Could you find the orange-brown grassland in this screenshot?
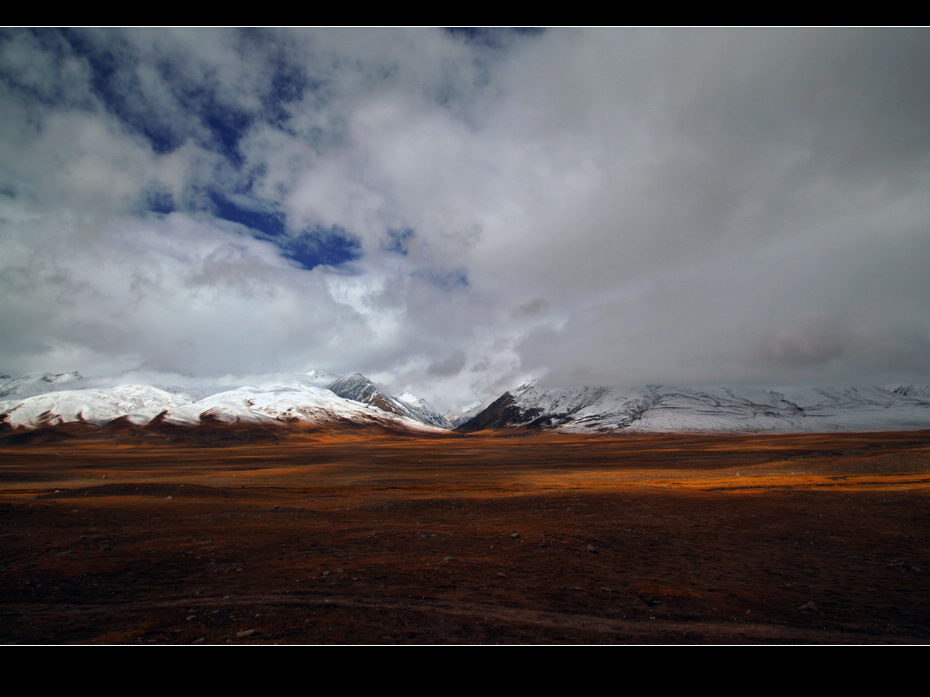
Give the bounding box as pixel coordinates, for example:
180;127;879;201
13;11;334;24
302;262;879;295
2;428;930;644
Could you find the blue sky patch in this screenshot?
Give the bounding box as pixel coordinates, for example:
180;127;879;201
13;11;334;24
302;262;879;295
383;227;414;256
206;192;360;270
201;106;251;166
208;192;286;238
283;225;362;270
145;190;175;215
58;29;184;155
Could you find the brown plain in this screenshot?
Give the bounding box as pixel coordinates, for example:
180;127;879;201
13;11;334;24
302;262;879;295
2;428;930;644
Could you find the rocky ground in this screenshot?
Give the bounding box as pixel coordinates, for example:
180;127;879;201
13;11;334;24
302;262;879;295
2;429;930;644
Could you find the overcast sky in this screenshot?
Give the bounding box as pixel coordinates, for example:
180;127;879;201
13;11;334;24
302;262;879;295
1;27;929;410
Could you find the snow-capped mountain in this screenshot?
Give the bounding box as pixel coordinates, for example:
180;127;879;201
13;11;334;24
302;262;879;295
327;373;451;429
4;368;930;436
161;381;444;432
0;376;447;433
0;384;193;428
0;371;85;400
457;382;930;433
444;400;487;429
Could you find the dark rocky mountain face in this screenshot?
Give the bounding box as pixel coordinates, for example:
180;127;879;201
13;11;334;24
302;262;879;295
327;373;451;429
327;374;396;411
456;393;533;432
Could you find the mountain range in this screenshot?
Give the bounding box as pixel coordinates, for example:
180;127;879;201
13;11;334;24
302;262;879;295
0;372;447;435
457;382;930;433
2;371;930;436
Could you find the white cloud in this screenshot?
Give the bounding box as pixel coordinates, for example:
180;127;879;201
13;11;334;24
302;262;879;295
2;28;930;410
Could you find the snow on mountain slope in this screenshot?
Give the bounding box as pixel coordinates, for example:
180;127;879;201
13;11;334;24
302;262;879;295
4;371;930;435
0;372;85;400
0;381;447;433
887;384;930;399
458;383;930;433
0;385;192;428
444;400;487;429
164;382;444;431
327;373;451;429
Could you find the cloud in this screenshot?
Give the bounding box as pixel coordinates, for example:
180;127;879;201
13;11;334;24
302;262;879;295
2;28;930;410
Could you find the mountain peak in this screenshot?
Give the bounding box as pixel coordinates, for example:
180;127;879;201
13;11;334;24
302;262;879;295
327;373;450;429
327;373;379;402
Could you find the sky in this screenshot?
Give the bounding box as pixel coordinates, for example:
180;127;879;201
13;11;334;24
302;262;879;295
1;27;929;411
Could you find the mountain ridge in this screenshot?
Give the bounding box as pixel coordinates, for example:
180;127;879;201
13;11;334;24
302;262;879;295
4;372;930;436
327;373;450;429
0;374;447;435
457;383;930;434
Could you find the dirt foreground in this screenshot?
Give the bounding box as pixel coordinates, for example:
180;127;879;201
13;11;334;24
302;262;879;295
2;429;930;644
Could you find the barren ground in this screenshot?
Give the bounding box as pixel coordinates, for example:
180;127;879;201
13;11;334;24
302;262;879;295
2;429;930;644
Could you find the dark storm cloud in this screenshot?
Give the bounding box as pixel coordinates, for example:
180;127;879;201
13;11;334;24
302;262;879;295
427;350;467;377
1;28;929;410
